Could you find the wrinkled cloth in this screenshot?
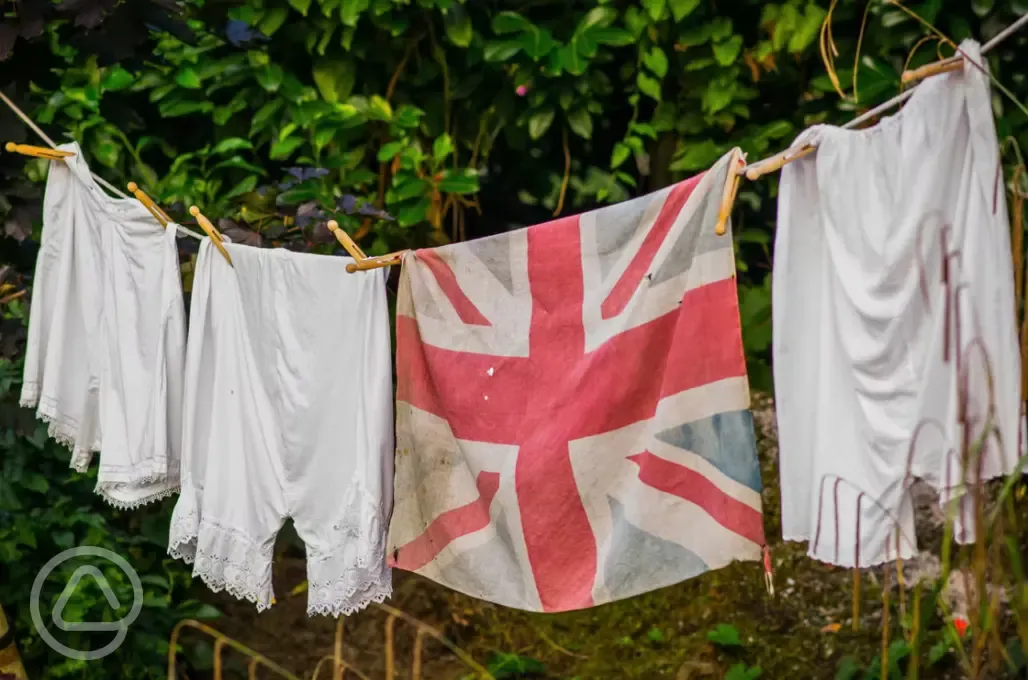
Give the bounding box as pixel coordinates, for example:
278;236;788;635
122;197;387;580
388;150;764;613
774;40;1022;568
168;239;394;617
20;142;185;508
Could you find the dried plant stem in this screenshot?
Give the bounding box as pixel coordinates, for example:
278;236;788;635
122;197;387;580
852;569;861;631
553;125;570;217
881;568;891;679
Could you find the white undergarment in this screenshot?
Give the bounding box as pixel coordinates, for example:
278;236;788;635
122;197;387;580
168;238;395;617
20;142;185;508
773;40;1022;567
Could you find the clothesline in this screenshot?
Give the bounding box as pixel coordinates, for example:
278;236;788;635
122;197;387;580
0;90;203;241
740;11;1028;178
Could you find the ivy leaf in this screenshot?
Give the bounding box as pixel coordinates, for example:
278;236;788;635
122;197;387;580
669;0;702;22
971;0;994;17
175;67;202;89
528;109;554;139
519;26;555;59
368;95;393;121
255;64;285;92
312;59;356;103
713;35;743;65
397;198;430;227
591;28;634;46
643;46;668;78
637;73;662;101
393;177;430;201
288;0;312;15
433;134;454;162
567;108;592;139
444;6;472;47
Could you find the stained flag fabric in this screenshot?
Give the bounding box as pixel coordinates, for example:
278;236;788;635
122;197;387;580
386;149;765;613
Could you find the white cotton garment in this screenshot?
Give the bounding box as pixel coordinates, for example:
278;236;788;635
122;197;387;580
168;239;394;617
19;141;186;508
774;39;1022;568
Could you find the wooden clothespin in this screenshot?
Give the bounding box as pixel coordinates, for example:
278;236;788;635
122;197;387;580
4;142;75;160
744;143;816;181
127;182;171;228
326;220;405;273
715;149;747;236
901;56;962;84
189;206;233;265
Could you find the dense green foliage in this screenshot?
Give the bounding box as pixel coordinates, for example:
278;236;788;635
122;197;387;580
1;0;1028;677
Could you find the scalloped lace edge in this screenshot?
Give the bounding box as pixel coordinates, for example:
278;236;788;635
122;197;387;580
306;581;392;618
97;483;180;511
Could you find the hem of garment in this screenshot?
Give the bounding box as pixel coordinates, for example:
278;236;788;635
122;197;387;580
21;388;102;466
171;517;275;612
306;535;393;617
97;483;180;510
97;457;177;486
779;536;920;569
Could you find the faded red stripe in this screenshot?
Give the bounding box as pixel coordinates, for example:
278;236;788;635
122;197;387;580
418;249;492;326
390;471;502;571
600;173;705;320
629;451;765;545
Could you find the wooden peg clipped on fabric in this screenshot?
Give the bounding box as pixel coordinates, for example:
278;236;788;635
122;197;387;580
189;206;233;266
4;142;75;160
327;220;406;273
743;143;816;181
127;182;169;228
901;56;963;84
714;149;746;236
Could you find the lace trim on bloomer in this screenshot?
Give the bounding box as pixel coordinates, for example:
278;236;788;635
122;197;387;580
171;513;276;612
21;387;101;470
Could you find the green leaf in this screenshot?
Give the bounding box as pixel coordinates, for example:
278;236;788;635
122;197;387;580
377;140;405;162
483;41;522;62
789;4;827;53
438;169;479;194
22;474;48;494
393;177;430;200
368;95;393;121
339;0;370;26
643;46;669;78
224;175;258;199
251;99;284;133
312;60;356;103
213;138;254;154
642;0;666;21
255;64;285;92
528;109;554;139
288;0;312;15
576;7;617;33
492;11;534;35
971;0;994;16
669;0;701;22
270;136;305;160
393;105;425;128
567;107;592;139
591;28;634;46
397;198;430;227
611;142;631;169
518;27;555;59
637;73;661;101
175;67;202;89
259;8;289;36
192;604;222;620
706;623;742;648
725;664;762;680
444;6;473;47
102;66;134;91
433;134;454;161
833;657;861;680
713;35;743;66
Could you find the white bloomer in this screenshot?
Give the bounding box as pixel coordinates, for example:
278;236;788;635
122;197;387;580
168;238;394;617
20;142;185;508
773;40;1022;567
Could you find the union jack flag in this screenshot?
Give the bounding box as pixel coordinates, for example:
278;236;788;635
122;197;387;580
387;150;765;612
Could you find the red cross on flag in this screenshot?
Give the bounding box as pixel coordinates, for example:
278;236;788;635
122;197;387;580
387;149;765;613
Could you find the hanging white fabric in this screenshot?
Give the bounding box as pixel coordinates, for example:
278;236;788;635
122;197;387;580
773;40;1022;568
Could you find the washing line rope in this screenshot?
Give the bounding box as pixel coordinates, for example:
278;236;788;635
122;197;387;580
0;90;202;240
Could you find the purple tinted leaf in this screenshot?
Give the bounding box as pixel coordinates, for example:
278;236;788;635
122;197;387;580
310;221;334;245
4;205;37;242
225;19;262;46
294;200;321;227
256;185;270;197
277;181;295;191
0;24;19;61
217;218;262;247
338;194;357;213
